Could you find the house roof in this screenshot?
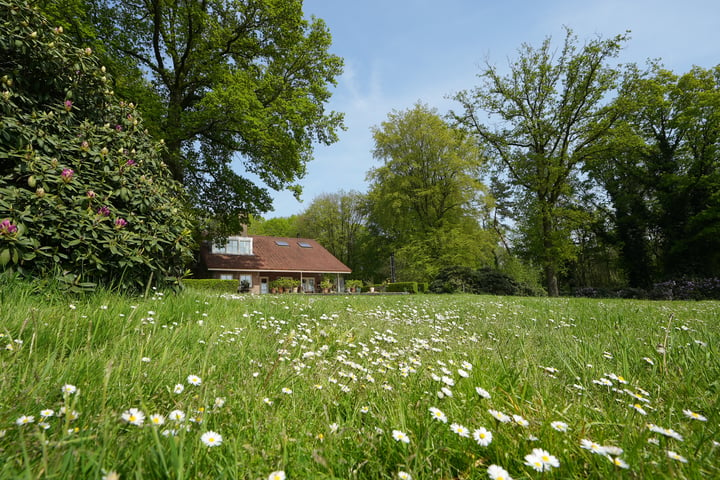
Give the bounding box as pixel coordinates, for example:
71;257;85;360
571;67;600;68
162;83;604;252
203;235;351;274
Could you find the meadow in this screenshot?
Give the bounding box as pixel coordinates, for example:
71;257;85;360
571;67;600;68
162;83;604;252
0;283;718;479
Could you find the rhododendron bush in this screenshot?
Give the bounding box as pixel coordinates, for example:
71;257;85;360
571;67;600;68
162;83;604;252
0;1;194;290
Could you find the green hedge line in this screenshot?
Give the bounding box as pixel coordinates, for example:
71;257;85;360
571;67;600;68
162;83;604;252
182;279;238;292
386;282;418;294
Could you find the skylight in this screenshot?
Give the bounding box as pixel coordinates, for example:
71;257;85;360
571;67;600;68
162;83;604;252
275;240;289;246
297;242;312;248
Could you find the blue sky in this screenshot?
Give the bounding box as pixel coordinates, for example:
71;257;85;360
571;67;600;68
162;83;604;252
263;0;720;218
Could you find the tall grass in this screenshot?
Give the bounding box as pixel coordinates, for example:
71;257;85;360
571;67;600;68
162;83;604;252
1;281;718;479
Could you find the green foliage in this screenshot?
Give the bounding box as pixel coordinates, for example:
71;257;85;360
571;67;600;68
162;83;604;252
454;28;629;295
429;265;543;296
0;1;194;291
92;0;345;235
386;281;418;293
181;279;238;293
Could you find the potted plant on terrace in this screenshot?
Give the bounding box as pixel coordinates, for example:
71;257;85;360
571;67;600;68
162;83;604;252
346;279;363;293
320;279;333;294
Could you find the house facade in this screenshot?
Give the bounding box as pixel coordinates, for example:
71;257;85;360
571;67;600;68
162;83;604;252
199;235;351;294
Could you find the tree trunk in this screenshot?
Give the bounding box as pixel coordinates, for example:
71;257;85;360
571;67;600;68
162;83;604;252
542;206;560;297
545;264;559;297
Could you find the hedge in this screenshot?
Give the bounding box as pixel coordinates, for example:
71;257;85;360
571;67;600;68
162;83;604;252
386;282;418;294
181;279;238;292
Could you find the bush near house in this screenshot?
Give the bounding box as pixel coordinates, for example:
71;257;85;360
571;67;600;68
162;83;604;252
429;266;542;296
0;1;194;292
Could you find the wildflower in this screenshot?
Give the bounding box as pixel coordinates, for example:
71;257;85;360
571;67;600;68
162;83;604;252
647;423;684;441
473;427;493;446
121;408;145;426
59;167;74;183
398;472;412;480
214;397;226;408
667;450;687;463
683;409;707;422
475;386;491;399
80;140;90;151
62;384;77;395
64;100;72;111
173;384;184;394
54;26;64;34
429;406;447;423
512;414;529;427
392;429;410;444
102;471;120;480
168;410;185;422
98;206;111;216
440;387;453;397
200;430;222;447
450;423;470;438
550;421;568;432
263;397;274;406
149;414;165;426
40;409;54;418
281;387;293;395
524;448;559;472
141;357;151;363
488;409;511;423
187;375;202;386
329;423;339;434
16;415;35;426
360;406;369;414
458;368;470;378
630;403;647;415
609;456;630;469
487;464;512;480
268;472;285;480
643;357;655;365
0;219;18;236
580;438;607;455
114;218;128;228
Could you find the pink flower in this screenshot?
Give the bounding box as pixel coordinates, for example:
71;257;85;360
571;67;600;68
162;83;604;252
114;218;127;228
87;190;96;198
0;219;18;236
126;159;136;166
61;168;74;183
64;100;73;112
97;206;110;216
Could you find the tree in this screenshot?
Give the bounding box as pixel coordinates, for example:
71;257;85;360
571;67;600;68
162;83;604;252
0;0;194;290
90;0;344;235
588;63;720;284
366;103;493;281
454;28;629;296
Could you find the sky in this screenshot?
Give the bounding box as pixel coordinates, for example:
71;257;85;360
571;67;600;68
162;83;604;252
262;0;720;218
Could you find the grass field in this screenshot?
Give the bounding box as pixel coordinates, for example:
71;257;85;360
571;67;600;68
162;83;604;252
1;283;718;479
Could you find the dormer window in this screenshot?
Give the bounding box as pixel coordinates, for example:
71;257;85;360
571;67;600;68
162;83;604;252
212;236;252;255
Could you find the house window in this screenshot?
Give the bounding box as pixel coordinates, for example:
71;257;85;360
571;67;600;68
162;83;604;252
212;236;252;255
239;274;252;287
219;274;234;280
297;241;312;248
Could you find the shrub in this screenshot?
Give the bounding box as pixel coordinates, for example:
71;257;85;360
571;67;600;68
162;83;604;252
0;1;194;292
429;265;542;296
386;282;418;294
181;279;238;293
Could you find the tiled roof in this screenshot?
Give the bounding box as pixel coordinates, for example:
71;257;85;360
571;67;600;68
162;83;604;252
203;235;351;273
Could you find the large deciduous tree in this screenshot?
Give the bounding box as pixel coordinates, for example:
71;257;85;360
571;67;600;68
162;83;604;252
366;103;493;282
92;0;344;235
453;28;628;296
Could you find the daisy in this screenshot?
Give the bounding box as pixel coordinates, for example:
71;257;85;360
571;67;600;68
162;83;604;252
458;368;470;378
512;414;529;427
62;384;77;395
398;471;412;480
630;403;647;415
268;471;286;480
187;375;202;386
360;406;370;414
609;456;630;469
121;408;145;426
329;422;339;434
488;409;511;423
168;410;186;422
281;387;293;395
16;415;35;426
263;397;274;406
173;384;185;394
683;409;707;421
40;409;55;418
580;439;607;455
667;450;687;463
214;397;226;408
200;430;222;447
473;427;493;446
429;407;447;423
487;464;512;480
392;429;410;444
149;414;165;426
550;421;568;432
450;423;470;438
524;448;559;472
475;386;491;399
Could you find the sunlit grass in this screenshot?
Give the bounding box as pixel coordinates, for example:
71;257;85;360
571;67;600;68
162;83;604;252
1;282;718;479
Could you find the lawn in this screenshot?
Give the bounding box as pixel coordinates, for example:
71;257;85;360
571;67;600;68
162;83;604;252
1;283;718;479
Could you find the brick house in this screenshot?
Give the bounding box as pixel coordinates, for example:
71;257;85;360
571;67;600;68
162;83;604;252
199;235;351;293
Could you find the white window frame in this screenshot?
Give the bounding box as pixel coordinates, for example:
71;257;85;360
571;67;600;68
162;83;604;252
212;236;253;255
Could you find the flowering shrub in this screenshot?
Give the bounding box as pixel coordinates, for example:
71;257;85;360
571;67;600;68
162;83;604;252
0;1;194;291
